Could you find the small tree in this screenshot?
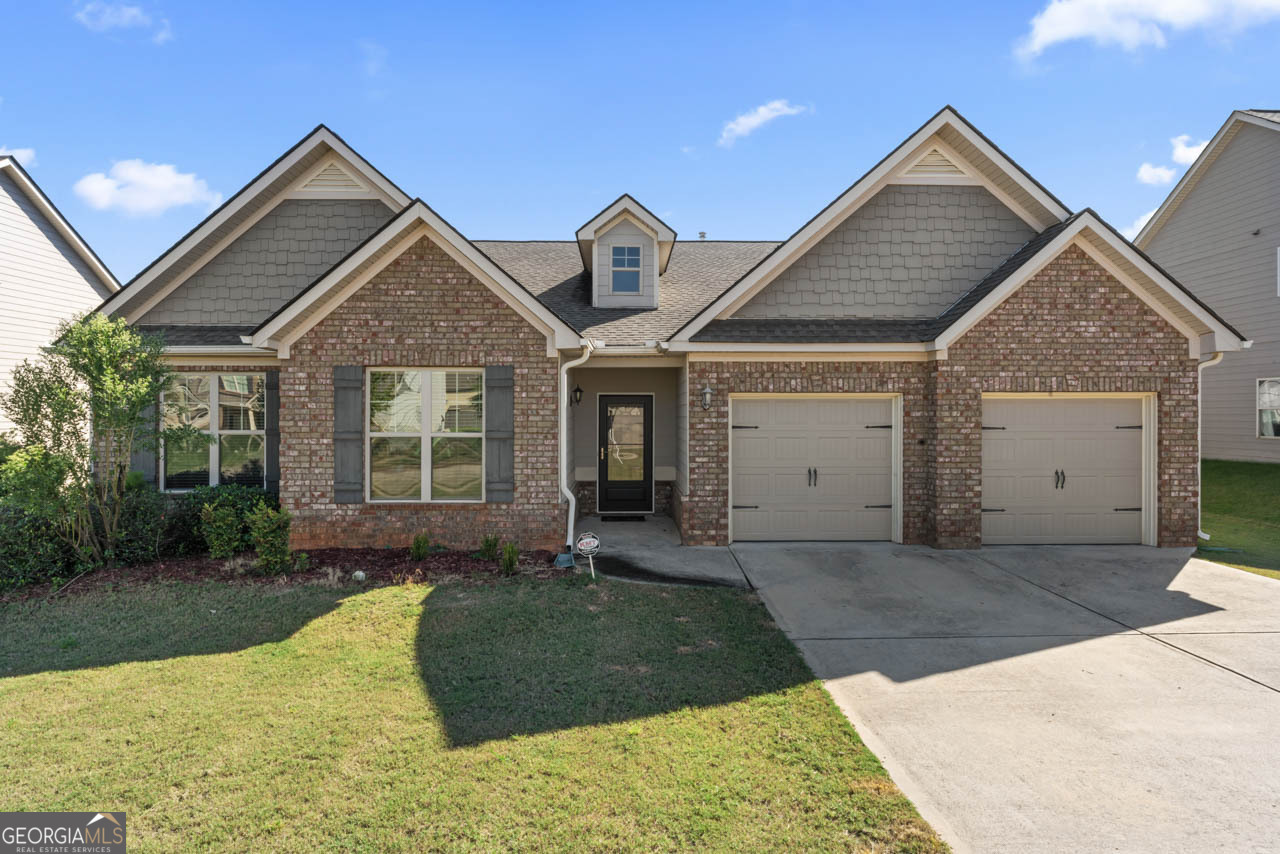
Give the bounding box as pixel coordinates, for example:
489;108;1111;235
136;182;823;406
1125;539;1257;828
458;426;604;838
0;313;193;565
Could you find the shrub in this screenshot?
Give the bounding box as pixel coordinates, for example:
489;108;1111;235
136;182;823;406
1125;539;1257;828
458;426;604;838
200;502;242;559
109;482;166;567
500;542;519;575
410;532;432;561
478;534;500;561
0;504;76;590
247;500;292;575
168;484;275;556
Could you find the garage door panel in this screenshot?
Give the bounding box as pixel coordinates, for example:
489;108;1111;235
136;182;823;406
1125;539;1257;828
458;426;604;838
732;397;894;541
982;398;1144;545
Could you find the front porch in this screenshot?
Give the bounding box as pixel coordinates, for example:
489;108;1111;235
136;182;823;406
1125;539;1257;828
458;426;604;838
574;513;748;587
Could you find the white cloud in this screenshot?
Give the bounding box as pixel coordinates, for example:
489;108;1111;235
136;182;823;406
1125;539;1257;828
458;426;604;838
1015;0;1280;59
1170;133;1209;164
0;146;36;167
74;159;221;216
359;39;388;77
718;99;809;147
1136;162;1176;185
74;3;173;44
1121;207;1157;240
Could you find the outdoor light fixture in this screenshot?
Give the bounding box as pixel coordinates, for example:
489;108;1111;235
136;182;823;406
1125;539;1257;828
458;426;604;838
700;385;714;410
572;385;584;406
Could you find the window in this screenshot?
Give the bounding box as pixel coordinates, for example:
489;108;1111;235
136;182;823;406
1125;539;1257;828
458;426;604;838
367;369;484;501
611;245;641;293
1259;379;1280;438
162;373;266;490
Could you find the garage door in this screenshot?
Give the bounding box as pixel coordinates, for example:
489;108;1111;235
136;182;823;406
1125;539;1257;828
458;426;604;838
731;397;893;541
982;398;1143;544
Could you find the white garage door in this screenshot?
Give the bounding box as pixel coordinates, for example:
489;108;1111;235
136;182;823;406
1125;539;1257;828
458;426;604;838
982;398;1144;545
731;397;893;541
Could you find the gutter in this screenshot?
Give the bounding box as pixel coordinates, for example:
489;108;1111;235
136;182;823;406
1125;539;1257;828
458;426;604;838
1197;351;1225;541
558;339;596;560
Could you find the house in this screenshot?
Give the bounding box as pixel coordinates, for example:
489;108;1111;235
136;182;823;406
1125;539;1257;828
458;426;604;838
1136;110;1278;464
0;156;119;433
96;108;1247;553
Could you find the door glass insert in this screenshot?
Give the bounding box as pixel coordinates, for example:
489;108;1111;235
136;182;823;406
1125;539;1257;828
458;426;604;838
606;404;644;482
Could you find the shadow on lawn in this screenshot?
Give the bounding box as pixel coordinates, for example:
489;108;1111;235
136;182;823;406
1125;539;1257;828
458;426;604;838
0;582;350;678
415;578;810;748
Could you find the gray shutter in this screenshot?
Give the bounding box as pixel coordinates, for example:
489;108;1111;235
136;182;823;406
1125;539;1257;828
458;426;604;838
484;365;515;502
333;366;364;504
264;370;281;494
130;400;158;485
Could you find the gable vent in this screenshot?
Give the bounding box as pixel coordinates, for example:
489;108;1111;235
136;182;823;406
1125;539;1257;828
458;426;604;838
302;162;364;192
905;148;965;176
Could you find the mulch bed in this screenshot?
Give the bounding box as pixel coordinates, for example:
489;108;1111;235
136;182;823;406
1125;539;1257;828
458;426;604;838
1;547;574;602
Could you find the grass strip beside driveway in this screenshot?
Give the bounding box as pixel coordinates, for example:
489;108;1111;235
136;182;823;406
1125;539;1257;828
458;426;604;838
0;576;943;852
1199;459;1280;580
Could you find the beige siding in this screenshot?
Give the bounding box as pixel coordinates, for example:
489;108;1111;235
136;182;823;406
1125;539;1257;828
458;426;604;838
1145;123;1280;462
594;220;656;309
569;367;678;480
0;172;113;434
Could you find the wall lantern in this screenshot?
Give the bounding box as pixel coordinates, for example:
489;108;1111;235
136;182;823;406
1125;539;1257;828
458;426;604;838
572;385;584;406
700;385;714;411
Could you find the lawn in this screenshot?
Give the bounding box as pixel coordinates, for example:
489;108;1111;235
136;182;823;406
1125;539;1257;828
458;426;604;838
0;575;944;852
1198;459;1280;580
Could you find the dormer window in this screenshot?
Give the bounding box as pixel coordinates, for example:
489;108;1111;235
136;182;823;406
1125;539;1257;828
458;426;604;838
611;246;641;293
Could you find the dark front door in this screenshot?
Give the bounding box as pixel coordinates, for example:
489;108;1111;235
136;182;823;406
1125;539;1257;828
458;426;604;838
597;395;653;513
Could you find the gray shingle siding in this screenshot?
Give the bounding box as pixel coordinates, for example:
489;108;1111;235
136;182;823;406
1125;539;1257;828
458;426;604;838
138;198;392;325
731;184;1035;319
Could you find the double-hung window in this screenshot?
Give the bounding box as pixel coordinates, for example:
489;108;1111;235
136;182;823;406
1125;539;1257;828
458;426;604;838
162;373;266;490
367;369;484;501
1259;379;1280;438
611;245;641;293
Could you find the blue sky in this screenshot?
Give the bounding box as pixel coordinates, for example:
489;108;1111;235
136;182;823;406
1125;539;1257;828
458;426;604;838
3;1;1279;281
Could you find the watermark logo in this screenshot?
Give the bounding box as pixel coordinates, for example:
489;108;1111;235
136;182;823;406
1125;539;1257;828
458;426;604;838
1;812;125;853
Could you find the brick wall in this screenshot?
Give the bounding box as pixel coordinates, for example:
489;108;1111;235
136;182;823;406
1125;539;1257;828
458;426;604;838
280;235;564;551
682;246;1199;547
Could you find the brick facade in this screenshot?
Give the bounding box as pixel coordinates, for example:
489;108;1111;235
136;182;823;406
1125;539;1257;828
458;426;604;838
280;235;564;551
680;246;1199;548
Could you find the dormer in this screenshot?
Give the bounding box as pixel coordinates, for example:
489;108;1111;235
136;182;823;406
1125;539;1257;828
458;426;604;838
575;194;676;309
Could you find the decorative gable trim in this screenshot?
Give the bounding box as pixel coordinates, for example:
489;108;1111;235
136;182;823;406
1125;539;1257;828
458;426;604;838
575;194;676;273
250;199;582;357
670;106;1072;343
99;125;411;320
287;157;373;198
1135;110;1280;248
0;156;119;293
901;146;967;177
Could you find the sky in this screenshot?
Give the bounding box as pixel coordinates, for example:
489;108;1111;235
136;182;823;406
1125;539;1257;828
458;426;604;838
2;0;1279;282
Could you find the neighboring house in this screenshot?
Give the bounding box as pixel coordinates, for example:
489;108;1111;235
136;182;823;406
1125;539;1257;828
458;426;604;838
0;156;119;433
96;109;1246;553
1137;109;1280;463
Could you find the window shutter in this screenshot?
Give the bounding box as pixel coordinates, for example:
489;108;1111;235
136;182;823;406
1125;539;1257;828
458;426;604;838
130;400;158;485
484;365;515;502
333;366;364;503
264;370;281;494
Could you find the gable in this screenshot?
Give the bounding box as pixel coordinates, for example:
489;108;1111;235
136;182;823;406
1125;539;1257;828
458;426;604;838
731;184;1035;319
134;198;392;326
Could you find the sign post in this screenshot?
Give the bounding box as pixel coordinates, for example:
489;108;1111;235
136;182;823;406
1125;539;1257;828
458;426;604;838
575;531;600;579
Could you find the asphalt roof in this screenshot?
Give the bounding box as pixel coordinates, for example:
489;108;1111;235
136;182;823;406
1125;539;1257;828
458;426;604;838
474;240;779;345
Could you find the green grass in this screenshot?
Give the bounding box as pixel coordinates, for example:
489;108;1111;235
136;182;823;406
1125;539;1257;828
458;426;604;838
1197;459;1280;580
0;577;944;852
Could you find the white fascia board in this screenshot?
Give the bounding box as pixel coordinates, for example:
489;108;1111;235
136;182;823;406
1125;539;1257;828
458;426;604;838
163;345;278;356
103;127;410;318
255;203;580;355
1136;111;1280;248
671;108;1068;343
0;158;119;293
575;195;676;243
668;341;931;353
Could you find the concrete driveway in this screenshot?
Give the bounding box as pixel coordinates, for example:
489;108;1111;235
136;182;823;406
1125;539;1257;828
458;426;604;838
732;543;1280;854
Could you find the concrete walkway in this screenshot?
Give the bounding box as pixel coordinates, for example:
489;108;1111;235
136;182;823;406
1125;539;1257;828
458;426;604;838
575;515;749;587
732;542;1280;854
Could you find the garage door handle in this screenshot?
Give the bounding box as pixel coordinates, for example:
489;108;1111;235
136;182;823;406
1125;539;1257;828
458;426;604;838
1061;470;1066;488
807;466;813;487
1055;469;1062;489
813;467;818;486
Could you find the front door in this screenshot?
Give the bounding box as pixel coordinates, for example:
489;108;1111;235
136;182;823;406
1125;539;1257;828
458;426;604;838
597;395;653;513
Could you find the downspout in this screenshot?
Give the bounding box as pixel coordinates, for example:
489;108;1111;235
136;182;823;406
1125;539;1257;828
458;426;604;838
1197;351;1224;541
558;340;595;558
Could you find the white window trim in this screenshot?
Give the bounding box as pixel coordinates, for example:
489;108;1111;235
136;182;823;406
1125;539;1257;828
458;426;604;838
1258;377;1280;440
364;368;486;503
610;245;642;294
160;372;267;492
